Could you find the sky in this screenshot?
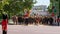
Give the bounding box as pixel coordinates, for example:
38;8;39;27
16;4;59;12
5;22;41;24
34;0;50;7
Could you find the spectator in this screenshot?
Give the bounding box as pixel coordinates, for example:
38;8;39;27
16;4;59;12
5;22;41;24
2;12;8;34
12;15;18;25
57;16;60;26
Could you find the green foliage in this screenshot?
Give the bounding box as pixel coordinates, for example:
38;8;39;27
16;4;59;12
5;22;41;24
55;0;58;1
0;2;2;10
3;4;10;11
2;0;36;14
48;9;52;13
54;8;57;14
0;0;36;18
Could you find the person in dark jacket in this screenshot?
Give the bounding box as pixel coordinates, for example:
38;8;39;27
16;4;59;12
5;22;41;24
18;16;24;25
2;12;8;34
57;16;60;26
48;17;53;25
45;17;49;24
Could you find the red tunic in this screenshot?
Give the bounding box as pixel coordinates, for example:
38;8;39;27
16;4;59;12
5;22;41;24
24;13;29;17
2;19;8;30
57;18;60;22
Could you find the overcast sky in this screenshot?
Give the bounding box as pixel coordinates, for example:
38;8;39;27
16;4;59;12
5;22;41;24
34;0;50;7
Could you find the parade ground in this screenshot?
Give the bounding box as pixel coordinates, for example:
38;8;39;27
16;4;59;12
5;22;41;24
0;25;60;34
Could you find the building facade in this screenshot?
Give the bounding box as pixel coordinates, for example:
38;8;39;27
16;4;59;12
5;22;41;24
30;5;49;16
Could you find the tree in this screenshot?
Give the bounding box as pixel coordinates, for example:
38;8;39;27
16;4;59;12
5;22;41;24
48;2;52;13
22;0;36;17
0;1;2;10
0;1;3;19
2;0;36;18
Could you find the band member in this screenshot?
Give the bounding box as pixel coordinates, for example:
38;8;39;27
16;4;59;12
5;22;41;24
2;12;8;34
